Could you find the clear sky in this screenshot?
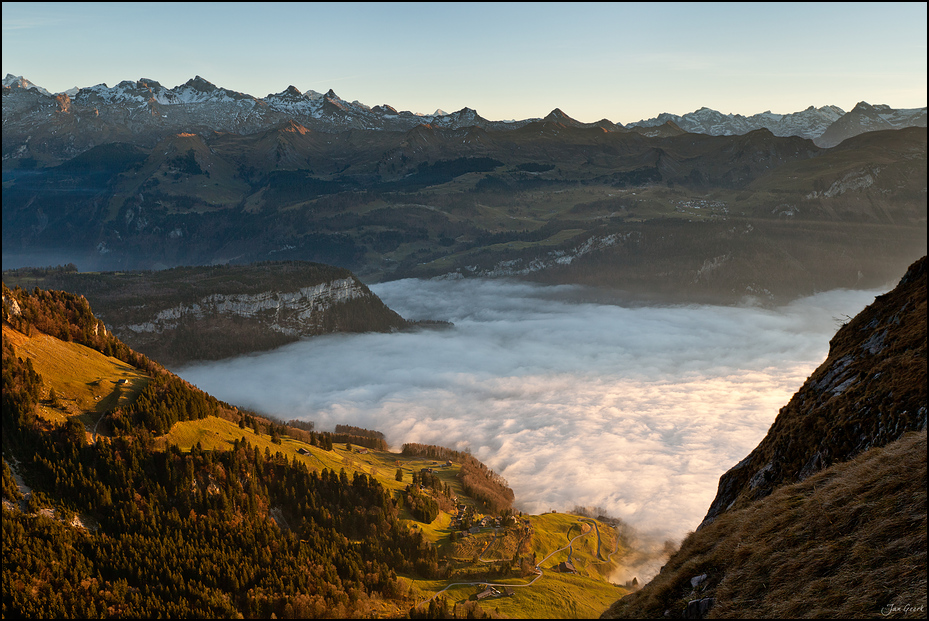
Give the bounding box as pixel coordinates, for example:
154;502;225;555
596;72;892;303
2;2;926;124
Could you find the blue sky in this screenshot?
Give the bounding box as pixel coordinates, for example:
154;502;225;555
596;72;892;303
2;2;926;124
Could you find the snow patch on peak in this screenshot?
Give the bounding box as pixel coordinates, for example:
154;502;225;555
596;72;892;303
2;74;52;96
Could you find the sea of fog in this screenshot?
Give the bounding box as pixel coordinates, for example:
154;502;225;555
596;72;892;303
176;278;882;557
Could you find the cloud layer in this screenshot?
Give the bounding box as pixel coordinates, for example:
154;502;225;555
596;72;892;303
177;278;880;545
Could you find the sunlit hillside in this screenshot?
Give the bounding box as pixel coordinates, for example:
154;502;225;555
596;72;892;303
2;283;629;619
2;323;149;434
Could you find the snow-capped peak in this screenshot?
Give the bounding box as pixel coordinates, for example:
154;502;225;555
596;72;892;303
2;74;52;96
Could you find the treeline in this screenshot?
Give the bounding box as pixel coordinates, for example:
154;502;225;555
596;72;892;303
400;444;515;514
2;283;268;438
2;346;441;618
412;470;456;516
1;337;43;433
1;263;78;279
334;424;385;442
1;460;22;502
408;596;498;619
286;419;315;432
333;424;389;450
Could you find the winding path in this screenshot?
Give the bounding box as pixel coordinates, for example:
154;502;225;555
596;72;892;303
578;518;623;573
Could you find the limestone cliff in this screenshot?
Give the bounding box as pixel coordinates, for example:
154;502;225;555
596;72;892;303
2;261;410;367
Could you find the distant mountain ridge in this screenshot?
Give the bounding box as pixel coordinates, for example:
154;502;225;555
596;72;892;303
627;103;926;147
2;74;925;309
816;101;929;147
3;73;925;164
1;73;536;163
627;105;846;142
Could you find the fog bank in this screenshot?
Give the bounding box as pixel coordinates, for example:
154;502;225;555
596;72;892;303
177;278;881;545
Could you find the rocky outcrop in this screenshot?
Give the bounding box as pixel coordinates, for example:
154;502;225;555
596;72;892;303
1;262;411;367
601;430;927;619
123;278;365;336
113;273;410;366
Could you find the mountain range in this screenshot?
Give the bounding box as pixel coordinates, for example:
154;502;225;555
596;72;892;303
4;74;926;308
627;101;926;147
3;74;925;164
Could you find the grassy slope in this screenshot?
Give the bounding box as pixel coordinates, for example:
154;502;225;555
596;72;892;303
4;317;628;618
2;323;150;435
161;414;629;618
419;574;626;620
602;430;926;619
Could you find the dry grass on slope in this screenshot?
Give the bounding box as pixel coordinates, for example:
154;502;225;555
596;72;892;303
702;256;927;526
602;430;926;619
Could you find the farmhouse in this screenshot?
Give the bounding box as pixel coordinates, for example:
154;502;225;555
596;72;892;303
558;561;577;574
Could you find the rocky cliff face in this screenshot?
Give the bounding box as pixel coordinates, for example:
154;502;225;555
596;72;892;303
700;256;926;527
122;278;365;336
